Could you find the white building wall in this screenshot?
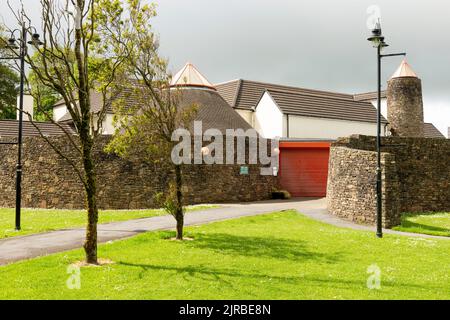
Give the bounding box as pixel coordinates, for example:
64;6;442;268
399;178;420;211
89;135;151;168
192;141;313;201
90;113;115;135
101;113;115;135
53;105;68;122
286;115;378;139
254;92;284;138
369;98;388;119
235;109;254;127
17;95;34;121
53;102;115;135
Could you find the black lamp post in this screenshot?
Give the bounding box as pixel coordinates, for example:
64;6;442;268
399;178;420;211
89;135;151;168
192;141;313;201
367;21;405;238
1;21;43;231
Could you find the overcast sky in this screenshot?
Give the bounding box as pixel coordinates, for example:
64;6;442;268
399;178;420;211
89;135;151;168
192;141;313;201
2;0;449;136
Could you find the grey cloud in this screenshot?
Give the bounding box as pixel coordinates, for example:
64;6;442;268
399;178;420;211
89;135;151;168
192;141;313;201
2;0;449;135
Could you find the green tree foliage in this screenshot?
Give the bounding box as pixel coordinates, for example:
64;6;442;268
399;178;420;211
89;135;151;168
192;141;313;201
28;70;60;121
0;63;19;119
103;0;197;240
2;0;132;264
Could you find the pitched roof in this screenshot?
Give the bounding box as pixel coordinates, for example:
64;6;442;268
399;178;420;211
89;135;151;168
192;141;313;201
263;88;386;124
215;79;355;111
55;85;252;134
54;85;145;122
177;88;253;133
0;120;76;138
170;63;214;89
423;122;445;138
390;60;418;79
353;91;387;101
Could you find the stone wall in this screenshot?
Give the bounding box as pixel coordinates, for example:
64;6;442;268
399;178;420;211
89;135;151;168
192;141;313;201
327;134;450;228
0;136;278;209
387;77;424;137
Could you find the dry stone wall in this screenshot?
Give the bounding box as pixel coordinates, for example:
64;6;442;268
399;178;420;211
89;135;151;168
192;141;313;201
0;136;278;209
327;135;450;228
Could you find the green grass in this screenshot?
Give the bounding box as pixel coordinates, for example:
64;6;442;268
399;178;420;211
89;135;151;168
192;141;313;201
0;205;216;239
0;210;449;300
393;212;450;237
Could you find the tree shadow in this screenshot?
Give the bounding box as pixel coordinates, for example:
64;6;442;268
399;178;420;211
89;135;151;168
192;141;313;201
399;220;449;236
117;262;444;295
182;233;343;263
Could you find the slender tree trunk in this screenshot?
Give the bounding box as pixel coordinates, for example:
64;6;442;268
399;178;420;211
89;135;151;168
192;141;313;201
73;9;98;263
174;164;184;240
80;130;98;264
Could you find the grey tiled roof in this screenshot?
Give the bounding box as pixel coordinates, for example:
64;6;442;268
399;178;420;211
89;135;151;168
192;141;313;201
215;79;386;124
215;79;356;111
0;120;76;138
266;88;386;124
55;85;252;134
423;123;445;138
178;88;253;133
54;85;141;116
353;91;387;101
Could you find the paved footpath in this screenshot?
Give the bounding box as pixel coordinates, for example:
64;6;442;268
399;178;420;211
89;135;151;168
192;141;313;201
0;198;448;265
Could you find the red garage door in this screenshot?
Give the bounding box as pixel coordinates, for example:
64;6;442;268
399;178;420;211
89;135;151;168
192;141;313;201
279;143;330;197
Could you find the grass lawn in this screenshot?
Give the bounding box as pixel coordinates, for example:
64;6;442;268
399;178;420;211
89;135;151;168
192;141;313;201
0;205;215;239
0;210;449;300
393;212;450;237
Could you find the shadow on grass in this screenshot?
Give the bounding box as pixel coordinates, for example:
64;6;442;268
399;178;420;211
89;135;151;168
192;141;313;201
173;233;344;263
117;261;442;295
397;220;449;236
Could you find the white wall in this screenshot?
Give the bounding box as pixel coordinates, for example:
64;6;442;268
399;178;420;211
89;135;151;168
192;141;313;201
53;105;68;122
370;98;388;119
101;113;115;135
53;103;115;135
17;95;34;121
254;92;284;138
90;113;116;135
285;114;378;139
235;109;254;127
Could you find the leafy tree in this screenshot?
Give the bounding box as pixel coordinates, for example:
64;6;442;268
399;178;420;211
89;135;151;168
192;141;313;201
103;0;197;240
2;0;132;264
28;70;60;121
0;63;19;119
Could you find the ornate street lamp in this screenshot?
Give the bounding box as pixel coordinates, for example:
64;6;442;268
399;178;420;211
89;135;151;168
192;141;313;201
367;21;405;238
1;22;43;231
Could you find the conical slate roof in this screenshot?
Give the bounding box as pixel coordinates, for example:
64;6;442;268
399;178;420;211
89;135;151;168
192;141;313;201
178;89;253;134
390;60;418;79
170;62;214;89
171;63;252;133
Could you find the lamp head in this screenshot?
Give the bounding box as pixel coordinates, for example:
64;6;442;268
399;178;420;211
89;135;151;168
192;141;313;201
27;33;43;46
367;21;385;48
6;37;19;50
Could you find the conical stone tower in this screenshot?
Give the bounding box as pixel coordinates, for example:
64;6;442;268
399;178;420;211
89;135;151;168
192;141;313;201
387;60;424;137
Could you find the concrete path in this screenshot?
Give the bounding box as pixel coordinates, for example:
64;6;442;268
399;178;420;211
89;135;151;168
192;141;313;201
0;198;448;266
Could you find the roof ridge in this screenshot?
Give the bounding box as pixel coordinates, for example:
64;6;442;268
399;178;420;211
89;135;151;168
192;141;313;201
240;79;354;98
266;87;368;103
0;119;63;124
232;79;243;107
214;78;242;86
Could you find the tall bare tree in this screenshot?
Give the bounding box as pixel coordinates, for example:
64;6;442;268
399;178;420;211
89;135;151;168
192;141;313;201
102;0;197;240
1;0;131;264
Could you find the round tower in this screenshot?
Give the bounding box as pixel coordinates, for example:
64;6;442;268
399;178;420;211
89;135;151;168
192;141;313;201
387;60;424;137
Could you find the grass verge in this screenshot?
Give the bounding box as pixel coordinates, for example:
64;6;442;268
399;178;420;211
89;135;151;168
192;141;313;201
0;205;216;239
393;212;450;237
0;210;449;299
